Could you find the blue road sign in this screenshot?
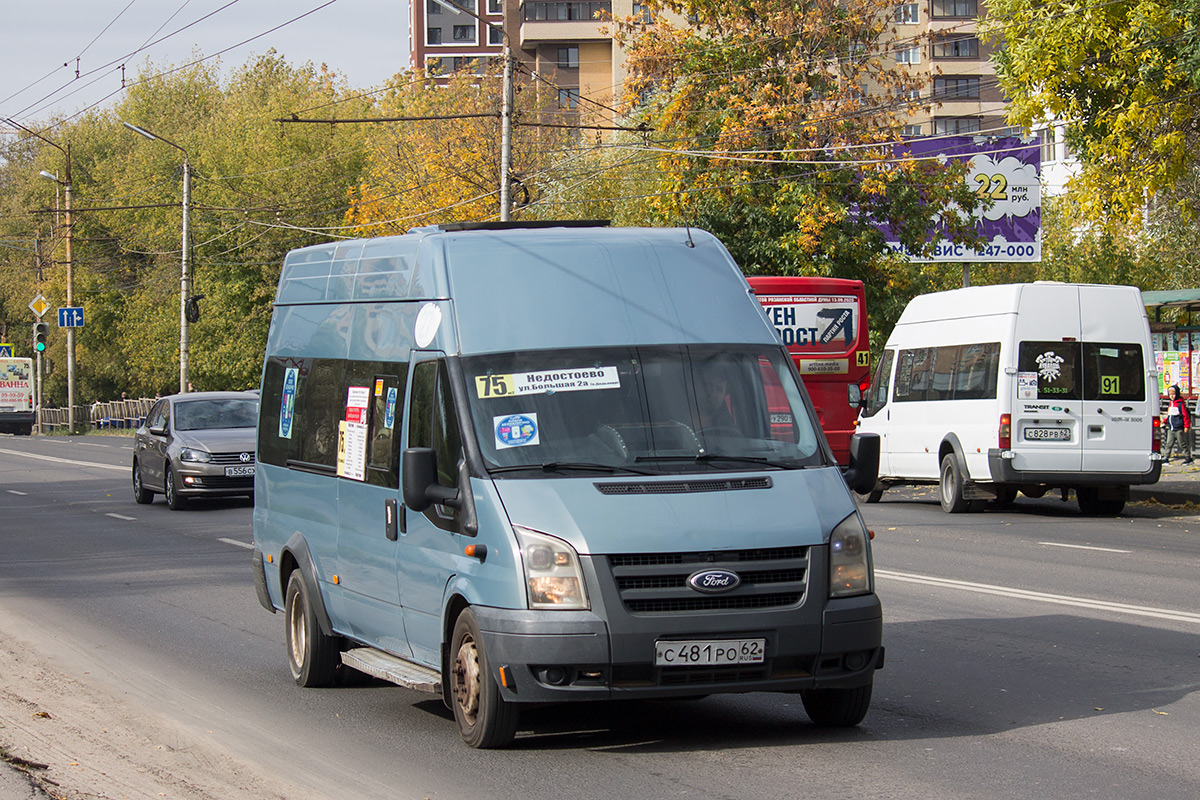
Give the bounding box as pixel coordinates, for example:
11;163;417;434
58;307;84;328
0;344;12;357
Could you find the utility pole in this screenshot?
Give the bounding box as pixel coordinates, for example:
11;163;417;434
500;43;513;221
123;122;192;393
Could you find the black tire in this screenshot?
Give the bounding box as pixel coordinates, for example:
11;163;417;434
939;454;969;513
801;682;873;727
993;486;1018;506
284;571;340;687
1076;488;1125;516
858;488;884;504
450;608;519;748
132;460;154;504
164;466;187;510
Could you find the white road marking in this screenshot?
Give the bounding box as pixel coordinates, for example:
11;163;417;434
0;446;125;472
106;513;136;521
876;569;1200;626
1038;541;1132;554
219;538;254;549
6;490;28;496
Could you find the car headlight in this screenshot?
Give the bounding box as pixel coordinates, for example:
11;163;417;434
179;447;212;463
829;513;872;598
514;526;589;610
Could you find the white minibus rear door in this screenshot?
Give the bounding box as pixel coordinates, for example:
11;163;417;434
1079;342;1153;472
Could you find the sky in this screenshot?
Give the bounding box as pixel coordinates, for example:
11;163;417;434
1;0;410;127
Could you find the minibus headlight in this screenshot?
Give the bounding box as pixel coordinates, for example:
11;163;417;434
179;447;212;463
514;526;589;610
829;513;872;598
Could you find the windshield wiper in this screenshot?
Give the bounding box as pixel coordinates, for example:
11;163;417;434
634;453;784;468
488;461;657;476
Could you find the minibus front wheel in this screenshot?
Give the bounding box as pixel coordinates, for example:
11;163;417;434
450;608;519;748
800;682;872;727
285;572;340;687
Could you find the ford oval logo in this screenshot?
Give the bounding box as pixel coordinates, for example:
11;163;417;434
687;569;741;594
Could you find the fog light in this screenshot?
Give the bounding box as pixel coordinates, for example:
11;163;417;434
183;476;196;486
542;667;567;685
844;652;867;671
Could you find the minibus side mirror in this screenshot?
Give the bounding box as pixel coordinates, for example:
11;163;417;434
848;383;863;409
842;433;880;495
402;447;461;512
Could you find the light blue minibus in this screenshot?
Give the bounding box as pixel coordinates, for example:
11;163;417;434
252;222;883;747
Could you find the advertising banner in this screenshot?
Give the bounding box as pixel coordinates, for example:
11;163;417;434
884;136;1042;263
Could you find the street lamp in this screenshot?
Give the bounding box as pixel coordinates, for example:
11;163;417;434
32;153;78;434
122;121;192;394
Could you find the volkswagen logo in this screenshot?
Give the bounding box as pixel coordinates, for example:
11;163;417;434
239;452;252;463
687;569;741;594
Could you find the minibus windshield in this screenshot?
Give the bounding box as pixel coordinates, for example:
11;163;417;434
463;345;825;475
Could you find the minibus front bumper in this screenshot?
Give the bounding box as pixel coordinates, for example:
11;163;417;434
472;593;883;705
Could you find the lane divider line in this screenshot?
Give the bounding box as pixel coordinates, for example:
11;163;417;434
219;538;254;549
1037;542;1132;554
106;513;136;521
0;446;125;472
876;569;1200;626
6;490;28;496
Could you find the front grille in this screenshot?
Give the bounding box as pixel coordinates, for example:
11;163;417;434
210;451;256;465
190;475;254;489
607;545;808;615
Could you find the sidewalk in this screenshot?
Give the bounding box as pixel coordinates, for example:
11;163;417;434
1129;457;1200;506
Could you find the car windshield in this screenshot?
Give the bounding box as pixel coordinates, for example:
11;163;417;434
463;345;826;476
174;398;258;431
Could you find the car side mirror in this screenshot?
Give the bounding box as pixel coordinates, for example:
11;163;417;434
150;425;167;436
848;383;863;409
402;447;460;512
842;432;880;494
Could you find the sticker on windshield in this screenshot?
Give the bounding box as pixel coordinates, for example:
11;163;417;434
475;367;620;398
494;413;540;448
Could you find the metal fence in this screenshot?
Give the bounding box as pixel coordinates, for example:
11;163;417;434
38;397;155;433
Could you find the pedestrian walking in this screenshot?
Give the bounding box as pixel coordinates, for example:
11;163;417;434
1163;384;1192;463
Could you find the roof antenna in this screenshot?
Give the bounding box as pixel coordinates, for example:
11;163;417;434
677;194;695;247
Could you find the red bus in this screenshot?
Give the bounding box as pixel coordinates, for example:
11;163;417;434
747;277;871;465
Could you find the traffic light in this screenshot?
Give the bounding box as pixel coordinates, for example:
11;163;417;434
32;321;48;353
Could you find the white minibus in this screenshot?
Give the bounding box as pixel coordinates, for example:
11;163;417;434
857;283;1160;515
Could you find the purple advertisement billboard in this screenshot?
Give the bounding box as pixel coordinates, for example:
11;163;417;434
885;136;1042;263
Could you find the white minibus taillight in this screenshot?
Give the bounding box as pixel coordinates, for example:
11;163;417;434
999;413;1012;450
1152;416;1161;453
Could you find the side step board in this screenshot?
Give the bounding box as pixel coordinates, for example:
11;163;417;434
342;648;442;694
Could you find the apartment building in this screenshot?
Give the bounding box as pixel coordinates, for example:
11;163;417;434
892;0;1007;137
409;0;660;125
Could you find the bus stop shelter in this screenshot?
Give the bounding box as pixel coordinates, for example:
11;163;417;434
1143;288;1200;398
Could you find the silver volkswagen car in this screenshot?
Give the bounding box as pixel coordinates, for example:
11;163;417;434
133;391;259;509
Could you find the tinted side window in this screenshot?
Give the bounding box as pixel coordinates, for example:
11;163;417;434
895;347;933;402
1083;343;1144;401
862;349;894;417
952;342;1000;400
1018;341;1082;400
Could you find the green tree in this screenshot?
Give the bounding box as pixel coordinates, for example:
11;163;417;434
986;0;1200;223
